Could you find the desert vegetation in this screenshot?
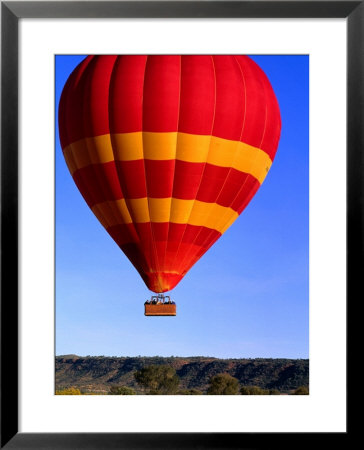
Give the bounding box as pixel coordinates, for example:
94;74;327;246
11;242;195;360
55;355;308;395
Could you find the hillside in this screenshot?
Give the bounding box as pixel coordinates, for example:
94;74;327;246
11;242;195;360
55;355;309;394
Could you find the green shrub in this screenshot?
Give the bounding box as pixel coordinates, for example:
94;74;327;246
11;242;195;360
268;389;281;395
109;386;136;395
55;387;81;395
240;385;269;395
177;389;203;395
293;386;309;395
134;365;180;395
207;374;239;395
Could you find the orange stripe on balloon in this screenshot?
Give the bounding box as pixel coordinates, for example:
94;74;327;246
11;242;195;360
63;132;272;183
91;197;238;234
63;134;114;174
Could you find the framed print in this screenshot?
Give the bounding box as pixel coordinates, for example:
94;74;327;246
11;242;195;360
1;1;359;448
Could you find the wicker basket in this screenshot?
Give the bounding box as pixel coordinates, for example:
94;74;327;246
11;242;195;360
144;303;176;316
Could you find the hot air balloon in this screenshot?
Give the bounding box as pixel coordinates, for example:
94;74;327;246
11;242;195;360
58;55;281;315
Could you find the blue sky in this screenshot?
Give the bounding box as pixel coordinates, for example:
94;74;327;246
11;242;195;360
55;55;309;359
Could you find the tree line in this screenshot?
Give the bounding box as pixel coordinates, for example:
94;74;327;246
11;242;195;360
56;364;309;395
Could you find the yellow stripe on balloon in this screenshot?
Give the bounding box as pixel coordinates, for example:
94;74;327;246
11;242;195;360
62;134;114;174
91;197;238;234
63;132;272;183
207;138;271;183
143;132;178;160
169;198;195;223
188;200;238;233
176;132;212;162
110;132;144;160
92;198;133;229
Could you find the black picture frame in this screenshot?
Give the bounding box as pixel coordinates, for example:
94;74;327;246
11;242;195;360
1;1;358;448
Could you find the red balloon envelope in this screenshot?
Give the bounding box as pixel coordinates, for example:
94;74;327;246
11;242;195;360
59;55;281;293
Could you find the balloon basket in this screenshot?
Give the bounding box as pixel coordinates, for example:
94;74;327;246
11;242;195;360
144;294;176;316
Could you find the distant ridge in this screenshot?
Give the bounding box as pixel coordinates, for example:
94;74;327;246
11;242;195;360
56;355;309;394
